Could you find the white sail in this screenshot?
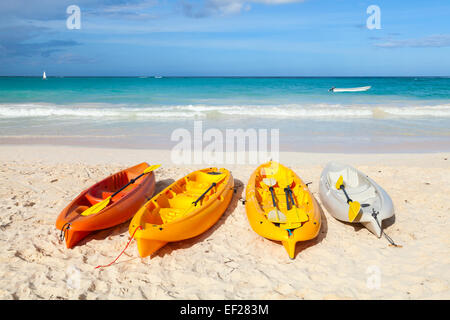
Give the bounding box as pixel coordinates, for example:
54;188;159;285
43;71;47;80
330;86;371;92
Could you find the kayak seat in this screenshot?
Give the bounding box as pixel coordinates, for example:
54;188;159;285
85;184;138;205
185;181;212;197
348;185;377;202
86;190;113;205
285;209;308;224
73;205;90;215
328;169;359;189
188;170;224;184
168;194;197;209
159;208;189;224
257;187;287;211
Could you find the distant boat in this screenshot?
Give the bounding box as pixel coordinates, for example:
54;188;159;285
43;71;47;80
329;86;371;92
154;76;162;79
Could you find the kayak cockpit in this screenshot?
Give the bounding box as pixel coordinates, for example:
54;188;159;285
254;162;313;228
326;165;378;204
138;168;228;227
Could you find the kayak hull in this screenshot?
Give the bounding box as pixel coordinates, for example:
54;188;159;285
319;162;394;237
56;162;156;248
245;161;321;259
130;167;234;257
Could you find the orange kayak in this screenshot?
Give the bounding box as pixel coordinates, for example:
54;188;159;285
129;167;234;257
56;162;156;248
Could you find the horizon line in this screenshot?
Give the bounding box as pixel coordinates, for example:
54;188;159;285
1;75;449;78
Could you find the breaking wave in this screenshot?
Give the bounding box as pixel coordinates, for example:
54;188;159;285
1;103;450;120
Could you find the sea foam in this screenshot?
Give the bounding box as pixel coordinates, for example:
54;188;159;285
0;103;449;120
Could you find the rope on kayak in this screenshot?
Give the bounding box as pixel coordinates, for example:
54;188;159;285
59;222;71;242
371;209;401;247
95;225;142;269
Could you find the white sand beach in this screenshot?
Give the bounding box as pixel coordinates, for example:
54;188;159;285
0;145;449;299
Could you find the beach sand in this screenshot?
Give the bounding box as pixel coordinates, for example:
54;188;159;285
0;145;449;299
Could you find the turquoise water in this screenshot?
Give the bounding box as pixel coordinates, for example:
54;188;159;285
0;77;449;152
1;77;449;105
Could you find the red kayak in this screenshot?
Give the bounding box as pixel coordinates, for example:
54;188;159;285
56;162;156;248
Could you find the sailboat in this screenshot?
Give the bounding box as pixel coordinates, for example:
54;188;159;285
43;71;47;80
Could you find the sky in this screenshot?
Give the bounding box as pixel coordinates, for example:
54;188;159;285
0;0;449;76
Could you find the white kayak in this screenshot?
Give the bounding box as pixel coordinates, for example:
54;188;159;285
329;86;371;92
319;162;394;237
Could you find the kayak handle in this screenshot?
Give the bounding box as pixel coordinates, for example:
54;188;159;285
341;185;353;204
287;186;297;208
192;182;216;206
269;186;277;207
284;188;291;210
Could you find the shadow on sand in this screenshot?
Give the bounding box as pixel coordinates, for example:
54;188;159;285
291;194;328;258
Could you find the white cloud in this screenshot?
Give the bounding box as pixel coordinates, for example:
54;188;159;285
181;0;304;18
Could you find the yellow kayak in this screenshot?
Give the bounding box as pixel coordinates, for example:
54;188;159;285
245;161;321;259
129;167;234;257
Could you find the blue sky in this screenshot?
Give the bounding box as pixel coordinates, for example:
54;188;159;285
1;0;449;76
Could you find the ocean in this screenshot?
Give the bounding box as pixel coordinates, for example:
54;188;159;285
0;77;449;152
